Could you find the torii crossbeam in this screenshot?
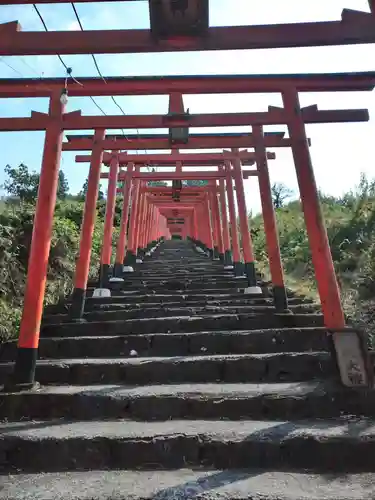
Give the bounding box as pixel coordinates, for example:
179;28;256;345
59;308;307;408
0;8;375;55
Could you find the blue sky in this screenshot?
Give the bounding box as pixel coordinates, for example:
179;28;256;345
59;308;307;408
0;0;374;214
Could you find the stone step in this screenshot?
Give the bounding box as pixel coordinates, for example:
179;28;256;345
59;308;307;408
123;275;244;282
40;313;325;337
42;304;320;325
100;281;251;292
0;328;330;361
1;418;374;472
2;382;374;422
0;352;334;386
1;468;373;500
85;292;290;304
82;296;313;311
87;287;266;297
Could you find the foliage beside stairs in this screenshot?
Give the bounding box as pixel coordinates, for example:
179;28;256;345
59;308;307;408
250;175;375;341
0;199;123;343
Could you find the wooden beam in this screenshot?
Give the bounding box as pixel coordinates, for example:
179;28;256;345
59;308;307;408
0;72;374;98
66;132;292;151
1;11;374;56
101;171;258;181
76;151;264;165
0;108;368;132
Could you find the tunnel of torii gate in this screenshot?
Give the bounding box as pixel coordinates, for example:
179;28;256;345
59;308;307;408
0;58;375;389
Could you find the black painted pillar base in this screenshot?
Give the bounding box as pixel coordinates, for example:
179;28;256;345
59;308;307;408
224;250;233;267
233;261;244;277
207;248;214;259
273;285;289;311
70;287;86;320
245;262;257;287
123;250;136;266
99;263;110;288
219;253;225;262
4;347;38;392
113;262;124;278
213;246;220;260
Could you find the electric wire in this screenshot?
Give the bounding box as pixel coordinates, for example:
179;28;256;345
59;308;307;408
70;2;130;139
3;4;151;170
0;57;25;77
70;2;150;162
33;3;111;121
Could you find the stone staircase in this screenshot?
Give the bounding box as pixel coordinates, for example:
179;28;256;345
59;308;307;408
1;239;375;499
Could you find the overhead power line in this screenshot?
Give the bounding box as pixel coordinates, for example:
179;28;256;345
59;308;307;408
70;2;149;159
0;56;25;77
33;3;112;120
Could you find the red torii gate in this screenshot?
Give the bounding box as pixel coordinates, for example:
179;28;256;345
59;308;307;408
0;0;373;389
92;152;261;285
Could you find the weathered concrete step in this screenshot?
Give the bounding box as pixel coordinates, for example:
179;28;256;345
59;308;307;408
83;296;314;311
86;292;298;305
125;268;236;274
118;273;244;280
0;328;330;361
0;352;334;386
86;287;264;297
40;313;325;337
1;418;374;472
1;469;373;500
2;382;373;422
131;263;230;268
103;281;251;292
42;304;320;325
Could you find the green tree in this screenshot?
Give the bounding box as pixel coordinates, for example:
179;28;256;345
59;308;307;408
271;182;294;209
148;181;168;187
78;177;104;201
3;163;39;203
57;170;69;199
3;164;70;203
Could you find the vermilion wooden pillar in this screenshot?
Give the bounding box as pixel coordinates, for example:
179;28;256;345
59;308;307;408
143;200;152;251
208;191;218;258
99;152;119;287
136;185;148;259
182;217;188;239
135;188;144;257
192;208;198;242
232;152;258;287
218;166;233;268
195;203;205;249
71;128;105;319
150;205;157;245
205;193;215;258
151;205;157;242
156;210;161;241
253;125;288;310
11;92;65;389
143;199;152;250
114;162;134;277
124;169;140;267
132;186;142;258
211;183;224;261
224;161;243;277
282;88;345;329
